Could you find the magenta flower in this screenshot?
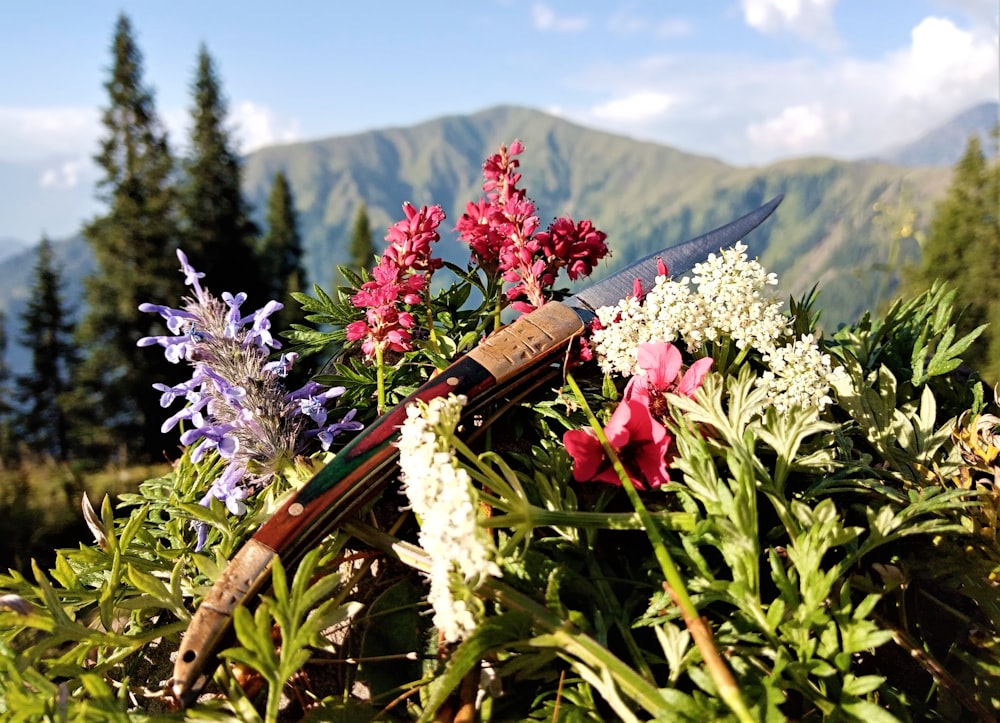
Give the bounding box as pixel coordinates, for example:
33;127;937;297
382;202;445;273
345;306;415;357
624;343;713;419
348;204;443;360
456;140;609;314
564;399;672;489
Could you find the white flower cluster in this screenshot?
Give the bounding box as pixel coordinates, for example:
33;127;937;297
396;394;501;642
592;242;843;413
760;334;846;414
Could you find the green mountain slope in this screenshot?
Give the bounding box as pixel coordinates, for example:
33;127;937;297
243;105;949;326
0;105;953;375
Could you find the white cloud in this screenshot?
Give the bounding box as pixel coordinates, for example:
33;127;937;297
741;0;839;45
532;3;588;32
0;107;99;163
933;0;1000;34
885;16;997;101
230;101;302;153
746;103;851;153
558;5;998;165
590;92;675;123
737;15;997;160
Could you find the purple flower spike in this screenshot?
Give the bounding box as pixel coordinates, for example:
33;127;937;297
141;247;365;545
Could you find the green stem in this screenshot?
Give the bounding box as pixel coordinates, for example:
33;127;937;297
493;296;503;333
423;283;439;355
375;344;386;415
343;521;673;720
480;508;696;532
565;372;755;723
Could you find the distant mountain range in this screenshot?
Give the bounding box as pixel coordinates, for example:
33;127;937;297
239;105;950;321
0;237;29;263
0;102;993;375
877;101;998;167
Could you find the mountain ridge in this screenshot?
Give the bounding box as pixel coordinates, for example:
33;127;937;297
877;100;999;167
0;104;965;375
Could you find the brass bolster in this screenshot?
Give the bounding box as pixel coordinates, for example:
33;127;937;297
467;302;585;383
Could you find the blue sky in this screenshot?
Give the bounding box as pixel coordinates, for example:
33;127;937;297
0;0;997;242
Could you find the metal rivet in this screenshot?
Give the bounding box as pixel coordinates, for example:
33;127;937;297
288;502;304;517
447;376;459;386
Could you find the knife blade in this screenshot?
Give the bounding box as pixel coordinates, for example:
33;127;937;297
171;194;783;704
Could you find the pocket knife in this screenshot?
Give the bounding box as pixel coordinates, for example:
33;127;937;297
172;195;783;704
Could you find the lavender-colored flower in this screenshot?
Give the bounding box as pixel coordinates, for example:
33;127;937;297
160;391;209;434
299;396;328;426
262;352;298;378
245;300;283;350
138;249;364;551
222;291;248;338
177;249;206;300
181;421;240;461
139;303;196;334
294;385;348;426
194;463;249;550
202;463;250;514
311;409;364;451
137;332;198;364
153;379;200;408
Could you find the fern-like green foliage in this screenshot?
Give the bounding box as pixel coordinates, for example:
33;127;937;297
0;275;998;721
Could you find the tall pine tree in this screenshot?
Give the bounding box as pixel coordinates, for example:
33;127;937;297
181;46;263;302
76;14;184;461
259;170;306;332
347;202;376;277
908;132;1000;381
0;312;13;464
15;238;77;460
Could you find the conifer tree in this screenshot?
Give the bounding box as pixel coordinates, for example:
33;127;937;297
15;238;77;460
347;202;376;277
181;46;263;302
0;312;13;464
76;14;184;461
908;132;1000;380
259;170;306;331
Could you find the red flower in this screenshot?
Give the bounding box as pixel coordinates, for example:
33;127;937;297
564;399;672;489
535;217;609;281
